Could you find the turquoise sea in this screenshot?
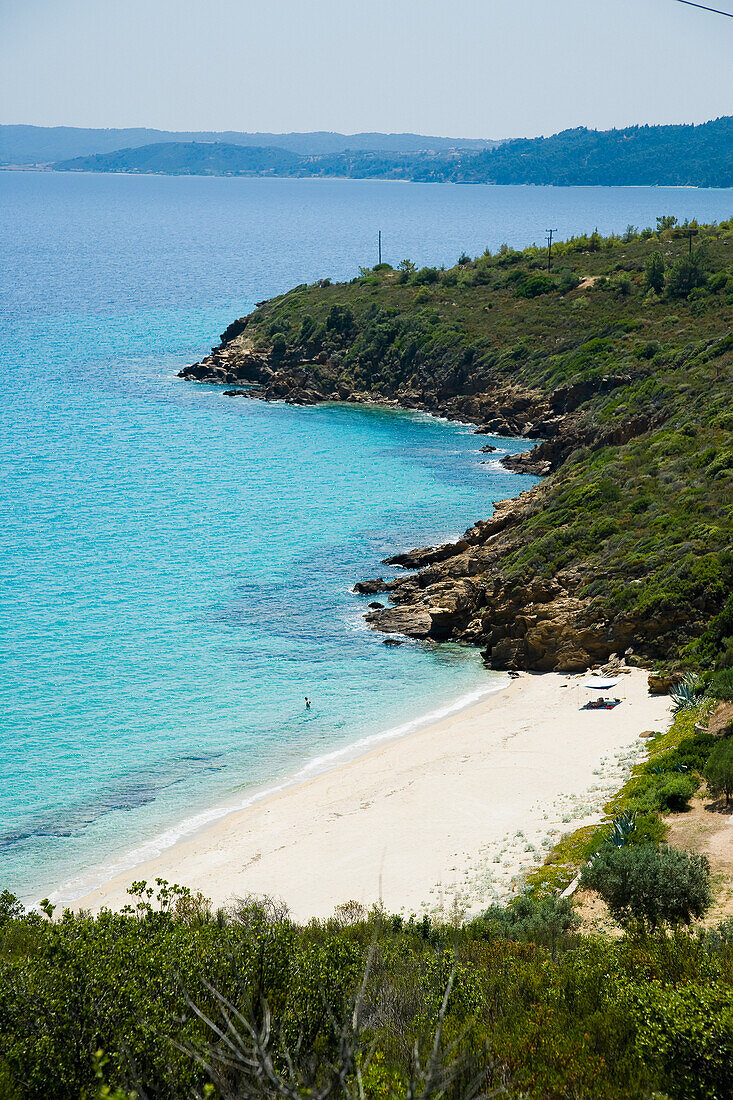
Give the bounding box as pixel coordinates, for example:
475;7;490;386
2;172;733;905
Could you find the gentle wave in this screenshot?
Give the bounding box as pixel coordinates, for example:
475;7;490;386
50;677;509;907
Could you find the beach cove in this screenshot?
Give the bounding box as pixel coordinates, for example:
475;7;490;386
3;170;726;906
77;669;671;919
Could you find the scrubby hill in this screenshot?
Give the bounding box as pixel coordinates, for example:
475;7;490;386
181;217;733;674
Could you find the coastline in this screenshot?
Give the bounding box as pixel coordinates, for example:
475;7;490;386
74;668;671;921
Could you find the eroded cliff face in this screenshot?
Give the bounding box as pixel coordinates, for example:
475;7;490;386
357;491;672;673
179;328;641;479
178;333;672;672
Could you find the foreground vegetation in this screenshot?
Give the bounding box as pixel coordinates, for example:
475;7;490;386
1;879;733;1099
3;678;733;1097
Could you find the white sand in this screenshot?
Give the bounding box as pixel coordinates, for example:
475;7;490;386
75;669;671;921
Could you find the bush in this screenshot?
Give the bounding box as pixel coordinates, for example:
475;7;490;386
673;733;718;772
667;249;709;298
708;669;733;699
411;266;440;285
650;774;699;812
515;273;555;298
557;267;580;293
478;894;578;954
708;270;729;293
270;334;287;361
581;844;712;928
704;737;733;805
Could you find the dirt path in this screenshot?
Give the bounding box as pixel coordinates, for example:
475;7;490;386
665;796;733;924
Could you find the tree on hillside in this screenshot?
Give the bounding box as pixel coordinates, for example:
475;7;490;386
667;247;709;298
646;251;666;294
657;215;678;232
580;844;712;928
704;737;733;805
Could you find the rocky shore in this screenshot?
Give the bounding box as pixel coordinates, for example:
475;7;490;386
179;326;669;672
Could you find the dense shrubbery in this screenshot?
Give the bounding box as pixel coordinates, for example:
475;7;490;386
705;738;733;805
1;884;733;1099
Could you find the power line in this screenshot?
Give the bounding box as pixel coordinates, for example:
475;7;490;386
671;0;733;18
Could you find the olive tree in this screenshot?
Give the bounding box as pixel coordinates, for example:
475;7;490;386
581;844;711;929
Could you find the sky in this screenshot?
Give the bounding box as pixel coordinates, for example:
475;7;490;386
1;0;732;138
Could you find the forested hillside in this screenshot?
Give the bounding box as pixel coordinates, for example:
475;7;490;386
182;217;733;674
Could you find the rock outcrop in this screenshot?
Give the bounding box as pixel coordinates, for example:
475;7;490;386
352;481;692;671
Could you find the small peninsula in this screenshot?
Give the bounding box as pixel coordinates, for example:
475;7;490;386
181;217;733;676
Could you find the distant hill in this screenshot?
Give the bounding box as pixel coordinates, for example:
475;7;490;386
450;117;733;187
0;124;497;165
50;116;733;187
55;141;305;176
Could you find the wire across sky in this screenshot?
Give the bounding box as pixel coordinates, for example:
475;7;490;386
672;0;733;17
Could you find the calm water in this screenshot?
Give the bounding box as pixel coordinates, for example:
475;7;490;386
2;172;733;905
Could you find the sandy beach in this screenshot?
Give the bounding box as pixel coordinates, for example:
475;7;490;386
75;668;671;921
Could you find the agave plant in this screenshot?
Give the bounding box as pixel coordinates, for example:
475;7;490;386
648;761;688;775
670;674;703;713
606;810;637;848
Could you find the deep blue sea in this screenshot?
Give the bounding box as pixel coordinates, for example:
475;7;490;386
2;172;733;905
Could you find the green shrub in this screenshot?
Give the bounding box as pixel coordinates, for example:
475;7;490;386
411;266;440;286
650;773;699;812
515;273;555;298
707;270;729;293
581;844;712;928
478;894;578;953
632;983;733;1100
708;669;733;699
704;737;733;805
646;251;666;293
667;249;709;298
672;733;718;772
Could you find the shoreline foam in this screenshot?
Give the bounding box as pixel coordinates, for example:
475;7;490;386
50;675;509;907
73;669;671;921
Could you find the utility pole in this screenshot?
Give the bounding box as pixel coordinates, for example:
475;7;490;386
378;229;382;266
673;226;699;253
546;228;558;272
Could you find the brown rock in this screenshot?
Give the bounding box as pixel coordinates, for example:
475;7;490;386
647;671;684;695
353;578;391;595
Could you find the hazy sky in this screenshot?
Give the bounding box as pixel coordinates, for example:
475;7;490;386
1;0;732;138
